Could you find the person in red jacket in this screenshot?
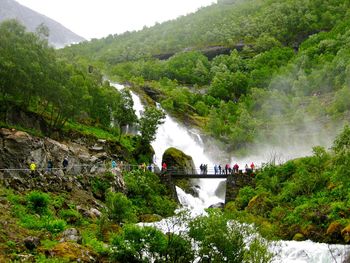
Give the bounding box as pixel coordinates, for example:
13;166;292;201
250;162;255;171
233;163;239;173
162;162;167;171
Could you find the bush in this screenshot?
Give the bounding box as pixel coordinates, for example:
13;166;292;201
110;224;193;263
105;192;137;224
91;177;111;200
59;209;82;225
189;209;273;263
26;191;50;215
44;218;66;234
235;186;256;210
124;170;177;217
189;209;245;263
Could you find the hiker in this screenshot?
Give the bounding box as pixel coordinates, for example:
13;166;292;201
62;157;69;170
29;160;36;175
250;162;255;171
245;164;249;173
162;162;167;171
213;164;217;175
233;163;239;173
111;160;117;169
225;164;230;175
47;159;53;173
200;164;203;174
218;164;222;174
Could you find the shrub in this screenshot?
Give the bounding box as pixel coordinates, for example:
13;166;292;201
44;218;66;234
235;186;256;210
124;170;177;217
110;224;193;263
189;210;245;263
91;177;111;200
26;191;50;215
105;192;137;224
59;209;82;225
81;229;110;255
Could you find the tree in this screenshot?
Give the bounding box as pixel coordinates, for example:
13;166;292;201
113;89;137;136
139;106;165;144
188;209;273;263
332;124;350;153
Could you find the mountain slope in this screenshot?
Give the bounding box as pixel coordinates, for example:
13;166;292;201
0;0;84;48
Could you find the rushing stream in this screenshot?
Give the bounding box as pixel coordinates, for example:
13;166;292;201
112;82;349;263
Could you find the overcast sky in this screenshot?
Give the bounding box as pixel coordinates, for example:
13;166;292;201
15;0;216;40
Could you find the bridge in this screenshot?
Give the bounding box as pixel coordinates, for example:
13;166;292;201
157;167;256;204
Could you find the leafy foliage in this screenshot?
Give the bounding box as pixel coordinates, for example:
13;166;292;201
0;19;137;136
26;191;50;215
105;192;137;224
139;106;166;144
231;126;350;243
110;224;194;263
189;209;273;263
123;170;177;217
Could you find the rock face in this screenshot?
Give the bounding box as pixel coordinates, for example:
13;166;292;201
162;147;196;173
0;128;126;193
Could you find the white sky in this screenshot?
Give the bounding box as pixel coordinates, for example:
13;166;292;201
15;0;216;40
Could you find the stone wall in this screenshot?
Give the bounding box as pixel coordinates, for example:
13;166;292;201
225;172;255;204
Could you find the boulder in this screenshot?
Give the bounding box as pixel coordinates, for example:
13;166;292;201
162;147;195;174
341;224;350;243
208;202;225;209
59;228;82;244
292;233;305;241
214;180;226;200
326;221;343;242
246;193;273;216
49;242;97;262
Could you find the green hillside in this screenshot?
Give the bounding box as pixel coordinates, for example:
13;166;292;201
62;0;350;153
62;0;349;62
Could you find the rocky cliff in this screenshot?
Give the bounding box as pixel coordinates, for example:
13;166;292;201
0;128;125;193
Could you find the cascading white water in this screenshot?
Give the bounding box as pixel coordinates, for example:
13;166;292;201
111;82;349;263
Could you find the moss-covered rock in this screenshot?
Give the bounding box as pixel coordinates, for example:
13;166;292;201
139;214;163;223
292;233;305;241
326;221;343;242
341;224;350;243
49;242;97;262
162;147;195;173
246;193;273;217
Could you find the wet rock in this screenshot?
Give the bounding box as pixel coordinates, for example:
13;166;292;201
208;202;225;209
24;236;40;250
214;181;226;200
188;185;200;198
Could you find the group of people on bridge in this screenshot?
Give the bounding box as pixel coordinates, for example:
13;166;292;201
198;162;255;175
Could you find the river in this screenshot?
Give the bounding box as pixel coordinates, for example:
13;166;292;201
112;82;349;263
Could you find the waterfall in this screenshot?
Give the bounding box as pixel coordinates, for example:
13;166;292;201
111;82;349;263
